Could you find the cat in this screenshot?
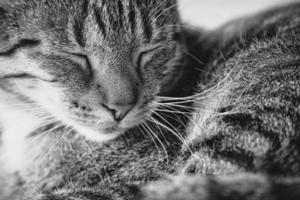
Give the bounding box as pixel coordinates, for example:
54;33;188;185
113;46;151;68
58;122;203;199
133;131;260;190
0;0;184;172
0;0;300;200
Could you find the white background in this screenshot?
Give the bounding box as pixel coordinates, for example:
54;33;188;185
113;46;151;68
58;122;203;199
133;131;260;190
179;0;299;29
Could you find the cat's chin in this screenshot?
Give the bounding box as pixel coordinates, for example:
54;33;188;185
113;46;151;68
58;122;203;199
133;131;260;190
73;125;124;142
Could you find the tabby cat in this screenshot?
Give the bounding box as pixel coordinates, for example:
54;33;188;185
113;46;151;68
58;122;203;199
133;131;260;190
0;0;300;200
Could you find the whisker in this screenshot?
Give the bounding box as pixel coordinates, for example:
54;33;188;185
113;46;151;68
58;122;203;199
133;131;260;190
151;0;173;18
153;107;194;128
144;118;169;161
37;127;73;166
153;2;179;22
154;107;190;115
152;101;195;122
155;66;242;103
140;122;162;157
152;110;187;138
17;125;71;200
149;114;193;155
154;109;189;129
27;123;65;146
183;50;204;65
153;101;195;112
151;24;201;36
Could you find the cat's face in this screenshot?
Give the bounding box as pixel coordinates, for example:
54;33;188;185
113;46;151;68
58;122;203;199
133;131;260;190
0;0;184;141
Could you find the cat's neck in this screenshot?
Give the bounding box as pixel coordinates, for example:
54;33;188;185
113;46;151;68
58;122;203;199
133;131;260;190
0;89;44;173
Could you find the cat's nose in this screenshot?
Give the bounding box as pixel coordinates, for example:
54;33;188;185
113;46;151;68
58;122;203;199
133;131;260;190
102;103;134;122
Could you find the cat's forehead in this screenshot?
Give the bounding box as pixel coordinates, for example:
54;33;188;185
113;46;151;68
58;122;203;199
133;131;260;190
44;0;178;48
3;0;180;51
75;0;180;49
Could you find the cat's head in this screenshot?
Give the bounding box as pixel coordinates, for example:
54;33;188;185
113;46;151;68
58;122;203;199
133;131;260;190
0;0;185;141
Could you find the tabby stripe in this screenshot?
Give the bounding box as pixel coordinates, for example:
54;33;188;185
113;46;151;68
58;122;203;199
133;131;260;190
1;73;37;80
128;0;136;33
202;134;256;169
136;1;153;41
94;7;107;38
117;0;124;26
73;0;89;47
45;190;111;200
0;39;40;57
73;23;85;47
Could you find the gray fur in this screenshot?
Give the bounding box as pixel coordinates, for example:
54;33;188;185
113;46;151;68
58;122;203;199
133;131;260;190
1;1;300;200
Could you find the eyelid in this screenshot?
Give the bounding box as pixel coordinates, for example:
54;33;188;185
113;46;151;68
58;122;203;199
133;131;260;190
140;44;162;54
65;51;88;59
137;45;162;67
1;73;58;82
64;51;93;77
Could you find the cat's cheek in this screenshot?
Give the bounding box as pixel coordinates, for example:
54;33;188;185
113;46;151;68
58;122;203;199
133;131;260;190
19;81;68;118
2;78;62;108
3;78;40;92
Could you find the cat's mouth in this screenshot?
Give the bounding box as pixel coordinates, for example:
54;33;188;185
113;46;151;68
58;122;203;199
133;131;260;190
59;103;152;141
102;125;121;134
69;122;125;141
65;114;140;141
93;123;126;135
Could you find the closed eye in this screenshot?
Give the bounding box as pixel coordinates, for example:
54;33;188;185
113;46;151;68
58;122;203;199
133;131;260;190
63;52;93;78
1;73;58;82
137;45;162;68
0;39;40;57
137;51;148;70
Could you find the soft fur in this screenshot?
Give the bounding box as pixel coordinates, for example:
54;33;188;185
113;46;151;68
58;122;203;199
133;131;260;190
1;1;300;200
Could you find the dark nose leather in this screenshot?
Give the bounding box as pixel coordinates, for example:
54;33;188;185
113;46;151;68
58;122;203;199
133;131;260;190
103;103;134;121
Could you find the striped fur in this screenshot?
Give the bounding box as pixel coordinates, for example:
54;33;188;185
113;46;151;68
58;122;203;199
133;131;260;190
1;1;300;200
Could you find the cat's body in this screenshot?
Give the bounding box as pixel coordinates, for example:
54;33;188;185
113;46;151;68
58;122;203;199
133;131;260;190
1;1;300;200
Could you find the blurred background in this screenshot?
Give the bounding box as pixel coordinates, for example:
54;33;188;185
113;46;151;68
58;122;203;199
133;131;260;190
179;0;299;29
